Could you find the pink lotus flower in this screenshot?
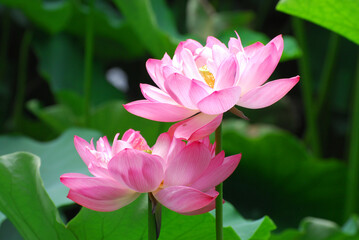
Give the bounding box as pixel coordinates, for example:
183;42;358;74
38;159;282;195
124;34;299;141
60;129;241;214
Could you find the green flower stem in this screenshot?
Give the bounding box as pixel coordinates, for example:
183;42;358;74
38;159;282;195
148;193;161;240
315;33;340;118
345;52;359;219
13;29;32;130
148;194;156;240
84;0;95;127
215;123;223;240
292;17;321;157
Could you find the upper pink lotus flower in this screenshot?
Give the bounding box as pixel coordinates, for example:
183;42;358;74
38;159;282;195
60;129;241;214
124;34;299;141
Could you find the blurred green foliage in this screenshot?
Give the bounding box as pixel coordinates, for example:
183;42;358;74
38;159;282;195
0;0;358;239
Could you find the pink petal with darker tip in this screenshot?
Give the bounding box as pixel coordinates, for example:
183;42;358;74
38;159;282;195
60;173;131;200
181;48;203;81
152;132;172;161
124;100;198;122
197;86;241;115
181;188;218;215
67;190;140;212
214;55;239;90
164;142;212;187
121;129;150;151
153;186;218;214
140;83;177;104
146;58;165;90
165;73;209;109
108;149;164;193
74;136;96;166
238;43;278;93
168;113;222;141
190;153;241;192
237;76;300;109
244;42;265;58
206;36;227;49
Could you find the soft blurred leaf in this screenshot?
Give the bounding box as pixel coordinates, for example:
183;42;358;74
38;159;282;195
214;11;254;35
276;0;359;45
32;34;124;105
187;0;254;41
222;119;346;228
28;99;80;133
90;101;172;145
0;0;72;33
282;36;302;61
0;214;5;229
150;0;179;38
113;0;181;58
270;216;359;240
28;100;172;146
0;152;76;239
299;217;341;239
0;219;22;240
211;201;276;240
65;0;145;60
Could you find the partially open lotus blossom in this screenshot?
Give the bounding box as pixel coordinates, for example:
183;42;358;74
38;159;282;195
124;34;299;141
60;130;241;214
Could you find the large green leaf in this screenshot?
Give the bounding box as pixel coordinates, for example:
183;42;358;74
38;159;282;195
276;0;359;45
159;207;240;240
113;0;181;58
0;0;72;33
222;119;346;229
32;34;124;105
0;152;76;240
214;201;276;240
68;194;240;240
0;128;102;209
67;195;148;240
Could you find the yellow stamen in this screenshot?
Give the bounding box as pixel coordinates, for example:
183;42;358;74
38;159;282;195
143;149;152;154
159;180;164;188
199;65;215;88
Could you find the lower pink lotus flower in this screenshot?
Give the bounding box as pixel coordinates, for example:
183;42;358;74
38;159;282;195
124;34;299;141
60;129;241;214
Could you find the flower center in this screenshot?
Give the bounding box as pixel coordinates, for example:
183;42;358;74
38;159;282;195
159;180;164;189
199;65;215;88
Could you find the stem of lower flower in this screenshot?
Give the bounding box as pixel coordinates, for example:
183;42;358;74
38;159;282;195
148;194;156;240
84;0;94;127
345;52;359;219
215;123;223;240
148;193;162;240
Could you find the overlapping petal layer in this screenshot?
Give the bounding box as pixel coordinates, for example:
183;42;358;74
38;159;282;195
125;34;299;139
61;130;241;215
